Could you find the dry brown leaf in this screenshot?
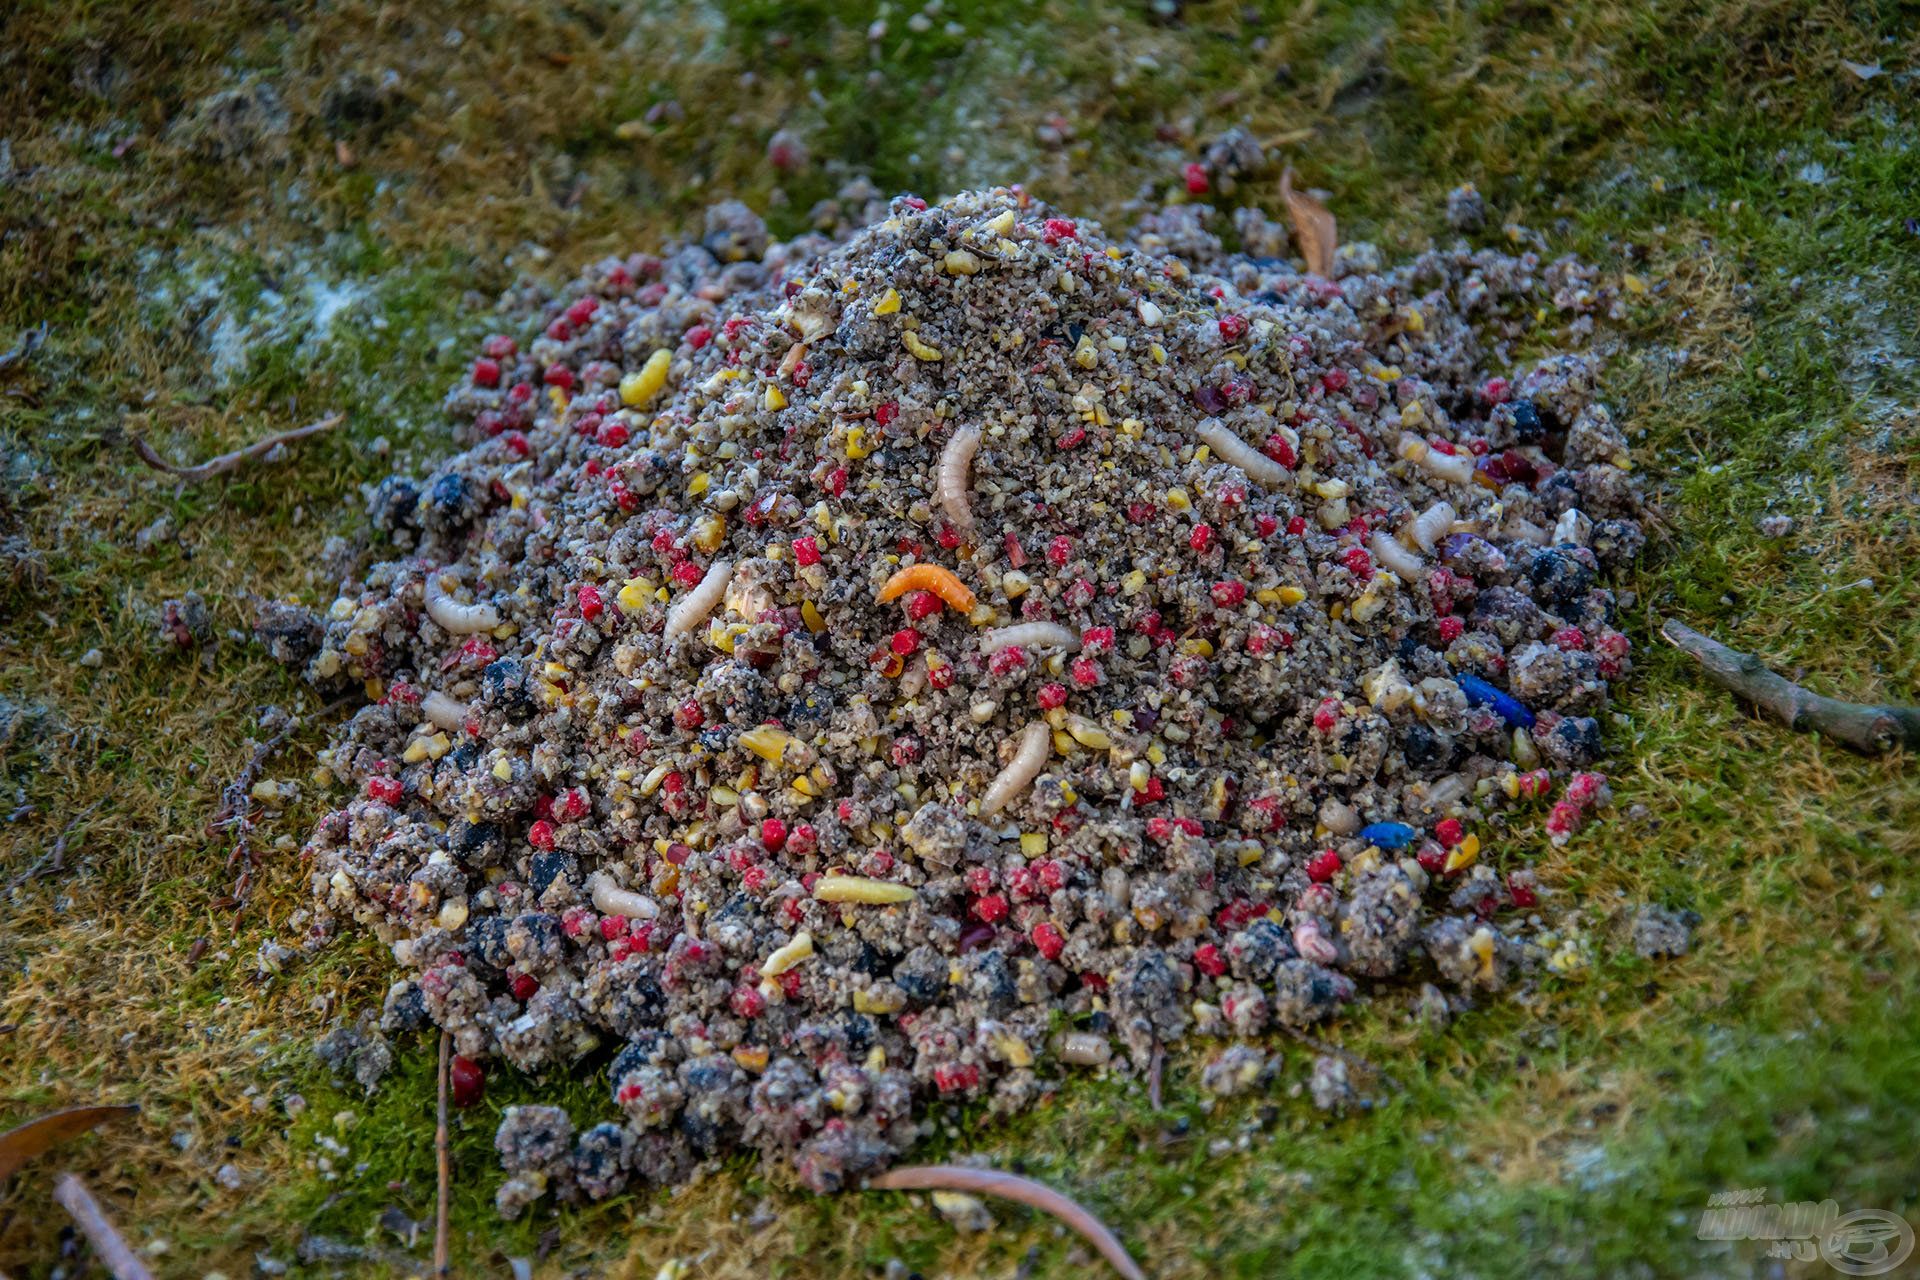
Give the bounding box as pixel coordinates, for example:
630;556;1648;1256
869;1165;1146;1280
1281;166;1337;278
0;1105;139;1182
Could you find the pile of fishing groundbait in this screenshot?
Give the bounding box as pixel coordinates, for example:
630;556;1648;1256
300;184;1642;1215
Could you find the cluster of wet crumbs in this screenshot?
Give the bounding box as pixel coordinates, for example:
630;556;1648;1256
297;183;1644;1215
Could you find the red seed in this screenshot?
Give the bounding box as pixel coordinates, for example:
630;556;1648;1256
1218;314;1248;342
674;700;704;731
989;647;1029;677
790;535;821;567
543;363;575;392
874;401;899;427
1068;657;1101;688
1041;218;1078;244
365;775;403;806
597;420;630;448
1032;922;1066;960
971;893;1009;924
1552;626;1587;651
905;590;943;621
1306;849;1342;883
787;823;818;856
889;628;920;656
1438;616;1466;643
566;297;599;327
481;334;517;360
1321;368;1349;393
1046;535;1073;566
599;914;628;941
1182;162;1209;194
1434;817;1465;847
1313;698;1342;733
528;819;556;850
1193;943;1227;977
472;358;501;388
1211;579;1247;608
685;324;713;350
760;818;788;852
450;1056;485;1108
671;560;704;587
1189;524;1215;553
1343;547;1373;578
1037;682;1068;710
731;985;766;1018
1286;515;1308;536
578;584;604;621
1507;875;1538;909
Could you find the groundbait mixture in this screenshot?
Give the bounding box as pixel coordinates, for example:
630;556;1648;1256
299;183;1644;1215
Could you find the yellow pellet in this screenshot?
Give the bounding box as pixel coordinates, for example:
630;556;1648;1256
1443;832;1481;874
801;600;827;634
765;385;788;411
902;332;942;361
619;348;671;407
872;287;902;316
617;577;655;611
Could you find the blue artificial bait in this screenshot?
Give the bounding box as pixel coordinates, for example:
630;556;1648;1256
1358;822;1417;850
1455;672;1536;729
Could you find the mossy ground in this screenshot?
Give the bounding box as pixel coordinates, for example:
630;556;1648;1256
2;2;1915;1276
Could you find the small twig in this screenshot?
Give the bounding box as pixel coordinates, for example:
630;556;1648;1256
871;1166;1145;1280
6;802;98;890
208;696;354;912
434;1030;452;1277
1278;1025;1404;1095
1661;618;1920;756
52;1174;154;1280
1146;1046;1165;1111
128;412;344;484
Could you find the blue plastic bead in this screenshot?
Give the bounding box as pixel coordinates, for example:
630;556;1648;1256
1455;672;1536;729
1358;822;1417;849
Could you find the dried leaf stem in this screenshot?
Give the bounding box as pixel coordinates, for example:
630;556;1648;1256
434;1030;452;1277
1280;167;1337;278
869;1165;1145;1280
1661;618;1920;756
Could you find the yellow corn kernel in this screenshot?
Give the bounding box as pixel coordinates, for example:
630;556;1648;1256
1165;487;1191;512
854;987;906;1015
845;426;872;460
983;209;1016;236
619;349;671;407
1468;926;1497;980
1150;341;1167;364
1312;478;1349;500
801;600;826;634
1145;743;1167;766
995;1033;1034;1068
1444;832;1481;874
687;472;710;498
491;756;514;782
815;875;917;904
1179;638;1215;658
1065;717;1112;750
617;577;656;611
1239;846;1263;867
1073;334;1098;368
692;515;726;553
741;725;796;765
732;1045;770;1073
760;930;815;975
944;249;981;275
902;331;942;361
1020;832;1049;857
765;385;788;411
872;287;902;316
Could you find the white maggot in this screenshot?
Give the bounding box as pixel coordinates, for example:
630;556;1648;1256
979;720;1051;817
1195;419;1291;487
1409;500;1457;553
423;572;500;635
980;621;1081;657
588;872;658;921
420;691;467;732
1397;433;1476;486
939;424;982;538
665;558;734;639
1370;530;1426;585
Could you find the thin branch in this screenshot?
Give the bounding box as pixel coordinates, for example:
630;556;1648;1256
1661;618;1920;756
434;1030;452;1277
52;1174;155;1280
6;803;98;890
128;412;344;485
868;1165;1145;1280
1146;1046;1165;1111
